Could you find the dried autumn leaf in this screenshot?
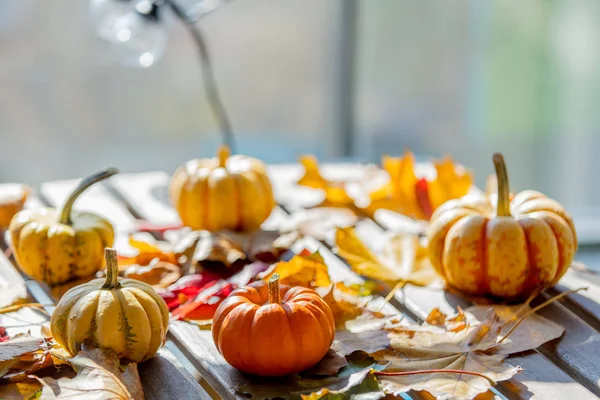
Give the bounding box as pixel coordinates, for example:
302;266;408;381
222;230;298;263
332;330;391;357
466;304;564;355
427;157;473;211
376;312;521;400
296;156;354;208
0;336;43;363
235;352;378;400
335;227;438;287
120;233;178;267
319;284;366;329
38;346;143;400
0;183;29;229
0;381;42;400
302;349;348;377
122;260;181;289
425;307;468;333
261;252;332;288
302;369;384;400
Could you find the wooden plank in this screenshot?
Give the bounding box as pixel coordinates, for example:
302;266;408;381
110;171;181;225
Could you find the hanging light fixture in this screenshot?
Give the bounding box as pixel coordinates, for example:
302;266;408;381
89;0;235;151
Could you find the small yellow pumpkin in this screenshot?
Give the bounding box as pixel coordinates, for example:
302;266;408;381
51;248;169;363
9;169;117;285
170;146;275;232
427;153;577;300
0;184;30;229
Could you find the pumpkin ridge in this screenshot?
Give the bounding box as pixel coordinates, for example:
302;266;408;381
479;219;489;296
519;221;539;296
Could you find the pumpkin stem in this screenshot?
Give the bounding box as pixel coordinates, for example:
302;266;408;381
59;168;119;225
492;153;511;217
218;145;230;168
102;248;121;290
268;274;282;304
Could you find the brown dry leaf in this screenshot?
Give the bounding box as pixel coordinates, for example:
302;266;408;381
38;346;143;400
318;283;367;329
377;312;521;400
332;330;391;357
123;260;181;289
302;349;348;377
467;304;564;355
0;381;42;400
335;227;439;287
175;230;246;272
221;230;298;263
296;156;354;208
261;252;332;288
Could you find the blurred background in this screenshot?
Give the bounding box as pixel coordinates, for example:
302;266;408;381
1;0;599;240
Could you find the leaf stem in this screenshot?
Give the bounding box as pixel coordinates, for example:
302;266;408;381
59;168;119;225
102;248;121;290
498;287;587;344
374;369;496;386
492;153;511;217
0;303;47;315
268;274;281;304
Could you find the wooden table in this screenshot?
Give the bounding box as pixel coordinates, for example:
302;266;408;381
2;163;600;400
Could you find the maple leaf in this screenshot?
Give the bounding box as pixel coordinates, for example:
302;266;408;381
261;252;332;288
37;346;143;400
282;207;358;242
296;156;354;208
466;304;564;355
365;152;473;221
375;311;521;400
425;307;469;333
334;227;439;287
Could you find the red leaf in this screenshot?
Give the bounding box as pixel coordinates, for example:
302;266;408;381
167;271;222;296
415;178;433;220
0;326;8;342
171;281;237;320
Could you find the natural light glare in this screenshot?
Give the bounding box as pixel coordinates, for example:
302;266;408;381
116;28;131;42
139;53;154;68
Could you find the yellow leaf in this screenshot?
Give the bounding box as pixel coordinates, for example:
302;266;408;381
427;157;473;210
335;227;400;285
335;227;439;287
296;156;355;208
262;252;332;288
320;283;368;329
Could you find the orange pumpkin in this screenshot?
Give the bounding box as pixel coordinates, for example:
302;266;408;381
427;153;577;301
212;274;335;376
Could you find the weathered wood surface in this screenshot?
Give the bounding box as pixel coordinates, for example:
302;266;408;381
8;164;600;400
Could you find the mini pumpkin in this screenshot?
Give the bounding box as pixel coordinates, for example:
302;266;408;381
427;153;577;300
9;169;117;285
212;274;335;376
51;248;169;363
170;146;275;232
0;184;30;229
